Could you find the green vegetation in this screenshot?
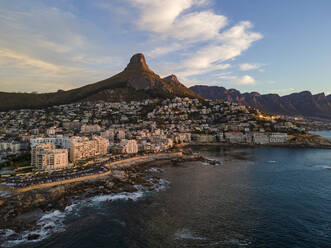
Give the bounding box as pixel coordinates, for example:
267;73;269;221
0;152;31;170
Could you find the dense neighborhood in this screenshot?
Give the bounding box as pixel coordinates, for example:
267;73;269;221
0;97;308;184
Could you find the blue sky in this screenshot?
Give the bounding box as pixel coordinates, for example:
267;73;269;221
0;0;330;96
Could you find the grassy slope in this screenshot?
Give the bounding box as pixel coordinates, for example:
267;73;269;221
0;69;202;111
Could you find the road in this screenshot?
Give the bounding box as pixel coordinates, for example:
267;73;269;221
16;152;182;193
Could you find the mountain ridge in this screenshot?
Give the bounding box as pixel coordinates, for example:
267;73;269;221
190;85;331;119
0;53;202;111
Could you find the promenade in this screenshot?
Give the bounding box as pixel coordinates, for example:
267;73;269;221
16;152;182;193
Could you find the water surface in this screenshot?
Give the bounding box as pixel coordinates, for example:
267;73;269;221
9;146;331;248
311;130;331;139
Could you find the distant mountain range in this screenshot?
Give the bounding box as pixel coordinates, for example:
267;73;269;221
0;53;201;111
190;85;331;120
2;53;331;120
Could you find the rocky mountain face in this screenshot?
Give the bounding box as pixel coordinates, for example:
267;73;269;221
0;53;202;111
190;85;331;119
124;53;163;90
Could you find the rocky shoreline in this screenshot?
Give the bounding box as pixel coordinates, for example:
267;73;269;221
171;155;222;166
0;153;202;245
1;137;330;245
187;133;331;150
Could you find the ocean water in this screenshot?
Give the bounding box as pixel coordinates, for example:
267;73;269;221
311;130;331;140
5;146;331;248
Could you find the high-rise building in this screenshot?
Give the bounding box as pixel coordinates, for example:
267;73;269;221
116;130;125;140
80;124;101;133
0;142;21;153
31;143;69;170
69;136;109;162
30;136;71;149
46;126;56;136
101;129;115;140
119;139;138;154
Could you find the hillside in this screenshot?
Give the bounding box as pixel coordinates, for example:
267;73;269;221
190;85;331;119
0;54;202;111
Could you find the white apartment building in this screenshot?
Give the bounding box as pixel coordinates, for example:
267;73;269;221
101;129;115;140
120;139;138;154
31;143;69;170
0;142;21;153
173;133;191;143
192;134;217;143
269;133;288;143
116;130;126;140
217;133;225;142
70;136;109;162
166;138;174;148
253;132;270;144
30;136;71;149
225;132;245;143
80;124;102;133
46;126;56;135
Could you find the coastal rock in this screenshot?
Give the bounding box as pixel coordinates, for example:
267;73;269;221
48;186;66;198
27;233;40;240
32;193;46;206
0;155;181;235
288;134;331;148
122;185;138;193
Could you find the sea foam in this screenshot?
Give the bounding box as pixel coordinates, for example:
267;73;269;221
175;228;206;240
0;177;170;247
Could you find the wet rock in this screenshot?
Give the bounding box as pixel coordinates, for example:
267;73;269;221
0;154;177;236
106;182;114;188
27;233;40;240
32;193;46;206
122;185;138;193
143;182;154;187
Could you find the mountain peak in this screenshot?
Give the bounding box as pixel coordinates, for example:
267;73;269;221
0;53;203;110
164;74;179;82
125;53;151;72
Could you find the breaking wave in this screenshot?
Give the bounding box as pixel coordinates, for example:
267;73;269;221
175;228;206;240
0;178;170;247
0;206;73;247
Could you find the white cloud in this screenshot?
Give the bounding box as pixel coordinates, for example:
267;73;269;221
0;48;64;72
131;0;194;31
0;5;118;92
168;11;227;41
147;43;184;58
0;0;263;92
71;54;113;65
130;0;228;42
37;40;72;53
131;0;222;42
178;21;262;77
128;1;262;82
239;63;262;71
215;72;237;80
236;75;256;85
213;72;257;86
180;64;231;77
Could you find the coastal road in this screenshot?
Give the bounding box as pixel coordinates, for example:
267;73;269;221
16;152;182;193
